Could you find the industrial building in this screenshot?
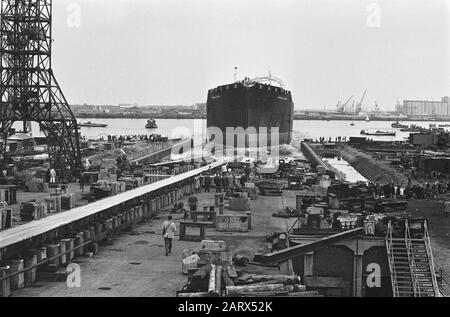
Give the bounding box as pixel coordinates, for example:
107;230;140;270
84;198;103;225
401;97;450;117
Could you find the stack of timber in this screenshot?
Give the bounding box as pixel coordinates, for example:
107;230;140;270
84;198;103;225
20;201;47;221
177;240;320;297
257;181;284;196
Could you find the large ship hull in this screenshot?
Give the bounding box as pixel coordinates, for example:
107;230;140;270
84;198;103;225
206;82;294;147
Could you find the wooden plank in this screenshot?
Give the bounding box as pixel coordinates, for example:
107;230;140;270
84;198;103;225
0;159;233;250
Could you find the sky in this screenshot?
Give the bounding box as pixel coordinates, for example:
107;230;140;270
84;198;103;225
51;0;449;110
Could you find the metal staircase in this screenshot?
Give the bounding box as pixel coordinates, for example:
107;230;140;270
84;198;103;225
386;219;440;297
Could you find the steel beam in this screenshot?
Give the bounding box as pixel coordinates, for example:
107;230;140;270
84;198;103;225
262;227;364;263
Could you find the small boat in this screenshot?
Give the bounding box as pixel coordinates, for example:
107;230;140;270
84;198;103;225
399;124;427;133
391;121;408;129
350;122;355;126
365;115;370;122
145;118;158;129
360;129;396;136
79;121;108;128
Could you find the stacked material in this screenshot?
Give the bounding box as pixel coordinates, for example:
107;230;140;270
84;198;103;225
118;177;144;190
27;178;48;192
215;215;249;232
60;193;76;210
225;274;319;297
177;239;319;297
44;195;61;213
110;181;126;195
257;181;283;196
20;201;47;221
241;185;258;200
0;185;17;204
0;208;13;230
229;197;250;211
93;180;126;197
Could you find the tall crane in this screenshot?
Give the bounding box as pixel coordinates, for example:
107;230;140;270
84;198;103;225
0;0;81;176
336;95;353;113
355;89;367;114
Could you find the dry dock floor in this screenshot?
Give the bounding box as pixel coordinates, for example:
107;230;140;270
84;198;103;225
8;189;450;296
11;190;298;297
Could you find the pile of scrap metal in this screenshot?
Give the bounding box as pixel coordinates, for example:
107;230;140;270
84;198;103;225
178;264;318;297
256;180;284;196
253;232;289;262
272;207;298;218
177;238;320;297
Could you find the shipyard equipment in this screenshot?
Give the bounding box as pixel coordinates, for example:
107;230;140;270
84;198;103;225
0;0;81;173
355;89;367;114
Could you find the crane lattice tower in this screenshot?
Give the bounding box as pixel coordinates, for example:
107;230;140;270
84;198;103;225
0;0;81;173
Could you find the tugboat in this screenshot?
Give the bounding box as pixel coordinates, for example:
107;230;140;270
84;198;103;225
399;124;427;133
360;129;396;136
145;118;158;129
391;121;408;129
79;121;108;128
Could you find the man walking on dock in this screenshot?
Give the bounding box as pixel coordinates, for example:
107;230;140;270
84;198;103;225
50;168;56;184
161;216;177;256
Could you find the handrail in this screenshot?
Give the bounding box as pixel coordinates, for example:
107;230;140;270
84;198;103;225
423;220;441;296
386;220;399;297
405;218;421;297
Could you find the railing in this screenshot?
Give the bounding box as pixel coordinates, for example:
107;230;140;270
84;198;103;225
386;220;399;297
423;220;441;297
404;219;421;297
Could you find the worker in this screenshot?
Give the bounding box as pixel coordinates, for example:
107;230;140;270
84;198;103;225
79;172;85;192
204;174;211;192
50;168;56;184
222;173;229;195
244;165;251;179
444;201;450;218
240;174;247;187
214;173;222;192
45;168;51;183
194;176;201;193
161;216;177;256
188;196;198;212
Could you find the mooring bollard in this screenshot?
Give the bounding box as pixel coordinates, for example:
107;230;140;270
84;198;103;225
46;244;60;269
58;240;67;265
0;266;11;297
246;211;252;230
24;252;37;286
60;238;74;261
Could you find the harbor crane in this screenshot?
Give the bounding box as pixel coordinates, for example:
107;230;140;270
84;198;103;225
337;95;354;112
0;0;81;176
355;89;367;114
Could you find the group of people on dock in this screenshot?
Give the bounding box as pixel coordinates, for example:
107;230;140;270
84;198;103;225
366;180;450;200
315;136;348;143
193;164;254;194
82;134;166;142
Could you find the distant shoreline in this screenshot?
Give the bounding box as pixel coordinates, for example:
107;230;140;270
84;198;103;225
75;113;450;122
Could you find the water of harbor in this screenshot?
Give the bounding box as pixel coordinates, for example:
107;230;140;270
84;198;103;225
23;119;450;143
